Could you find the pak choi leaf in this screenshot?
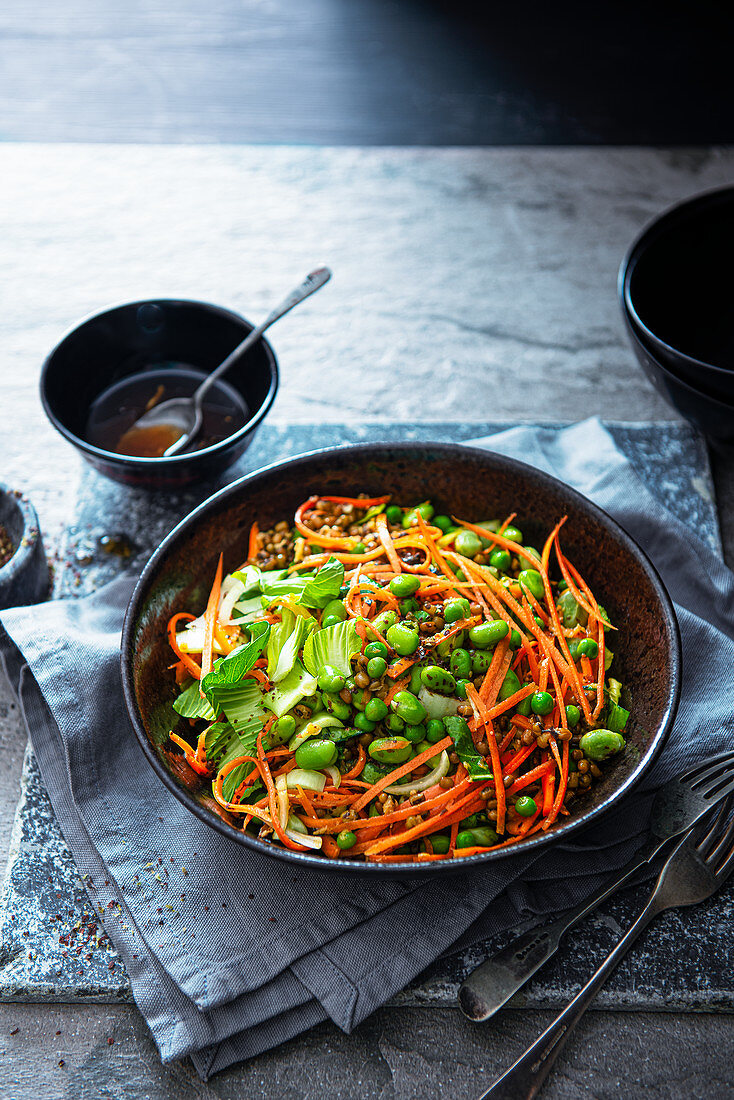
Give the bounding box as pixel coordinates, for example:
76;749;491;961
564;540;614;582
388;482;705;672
262;661;318;717
302;619;361;679
201;620;270;705
172;681;217;721
443;716;493;781
266;608;315;683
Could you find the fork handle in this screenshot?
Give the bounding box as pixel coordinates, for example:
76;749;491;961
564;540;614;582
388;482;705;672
476;894;664;1100
459;834;661;1022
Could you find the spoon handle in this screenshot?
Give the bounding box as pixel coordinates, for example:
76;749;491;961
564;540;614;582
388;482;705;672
195;265;332;404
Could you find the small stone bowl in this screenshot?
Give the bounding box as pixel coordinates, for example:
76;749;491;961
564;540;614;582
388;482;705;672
0;487;49;609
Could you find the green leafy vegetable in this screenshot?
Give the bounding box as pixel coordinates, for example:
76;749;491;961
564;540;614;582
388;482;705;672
233;565;269;596
201;620;270;704
606;701;629;734
231;594;267;622
204;720;263;802
259;557;345;610
303;618;361;678
266;607;315;683
443;716;492;780
262;661;318;717
172;681;217;721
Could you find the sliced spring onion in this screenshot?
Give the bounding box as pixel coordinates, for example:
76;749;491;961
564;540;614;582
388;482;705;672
285;768;326;792
286;829;322;850
275;774;290;829
323;765;341;789
382;750;450;795
218;576;246;624
418;687;461;720
286;813;307;834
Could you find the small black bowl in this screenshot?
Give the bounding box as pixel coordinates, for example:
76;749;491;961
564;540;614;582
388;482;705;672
622;311;734;444
0;486;49;609
40;299;279;489
620;186;734;403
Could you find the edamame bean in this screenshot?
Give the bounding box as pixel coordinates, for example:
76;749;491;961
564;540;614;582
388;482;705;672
469;620;509;649
524;546;542;562
371;609;398;634
391;690;427;725
426;718;446;743
317;664;346;693
498;670;521;701
454;530;483;558
515;694;531;716
444;597;471;623
503;525;523;543
566;704;581;727
322;694;352;720
578;638;599;659
275;714;296;739
489;548;511;571
515;795;537;817
354;712;376;733
399;597;420;615
455;826;499;848
428;834;451;854
365;641;388;660
409;664;424;695
420;664;457;695
386;622;420;656
580;729;625;761
403;722;426;743
385;505;403;524
367;656;388;679
567;638;582;661
518;569;545;600
336;830;357;850
450;648;472;681
509;629;522;649
415;741;442;767
433;515;452;533
323;599;347;622
389;573;421;597
455;679;471;699
321;614;343;628
295;739;338;769
369;736;413;764
531;690;554;716
385;713;405;733
471;650;492;675
364;697;388;723
402;502;434;528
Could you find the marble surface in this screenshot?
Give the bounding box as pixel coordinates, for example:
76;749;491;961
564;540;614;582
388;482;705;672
1;145;734;1097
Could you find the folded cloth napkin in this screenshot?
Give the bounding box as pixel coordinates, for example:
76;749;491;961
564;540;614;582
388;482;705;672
2;418;733;1079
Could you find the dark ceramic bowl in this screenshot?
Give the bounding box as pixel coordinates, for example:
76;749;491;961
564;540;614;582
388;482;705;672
121;443;681;875
622;312;734;444
40;299;279;489
620;186;734;402
0;486;49;609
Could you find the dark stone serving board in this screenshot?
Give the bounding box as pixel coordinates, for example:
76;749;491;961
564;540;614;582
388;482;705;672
1;420;731;1011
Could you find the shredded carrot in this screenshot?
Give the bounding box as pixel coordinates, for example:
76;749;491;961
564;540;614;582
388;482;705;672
352;736;453;813
167;612;203;679
247;521;260;562
375;512;403;574
384;674;411;705
466;684;506;834
200;554;224;696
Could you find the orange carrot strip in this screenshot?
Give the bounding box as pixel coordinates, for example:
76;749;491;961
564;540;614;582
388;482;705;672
543;738;570;829
376;512;404;574
387;655;417;680
485;682;535;720
168;732;210;775
541;768;555;816
343;744;367;780
248;521;260;562
256;728;311;851
352;736;453;813
452;516;539;568
465;684;506;834
384;675;411;705
200;553;224;696
167;612;203;679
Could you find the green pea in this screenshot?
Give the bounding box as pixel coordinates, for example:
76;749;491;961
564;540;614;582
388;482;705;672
518;569;545;600
416;740;442;767
403;722;426;743
426;718;446;743
455;827;499;848
566;704;581;728
364;697;388;723
433;514;452;533
322;598;347;623
557;579;568;592
489;548;511;571
428;834;450;854
515;795;537;817
409;664;424;695
455;678;471;699
275;714;296;739
454;530;483;558
322;694;352;720
371;609;398;635
399;597;420;615
469;620;510;650
386;623;420;656
420;664;457;695
450;648;472;681
402;502;434;528
515;694;532;716
531;690;554;716
385;505;403;524
524;546;542;562
365;641;388;660
389;573;421;598
354;712;376;733
366;656;388;679
471;650;492;675
567;638;582;661
503;525;523;544
336;830;357;850
391;690;427;725
362;761;388;784
444;597;471;624
317;664;346;693
498;670;521;701
369;736;413;764
385;713;405;733
580;729;625;761
578;638;599;659
294;739;338;770
352;542;366;554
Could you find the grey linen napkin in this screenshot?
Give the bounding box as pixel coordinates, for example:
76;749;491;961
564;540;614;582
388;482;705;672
1;418;733;1079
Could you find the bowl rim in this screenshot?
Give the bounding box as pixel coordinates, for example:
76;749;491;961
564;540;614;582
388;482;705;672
619;184;734;380
39;297;279;467
623;310;734;412
121;441;682;875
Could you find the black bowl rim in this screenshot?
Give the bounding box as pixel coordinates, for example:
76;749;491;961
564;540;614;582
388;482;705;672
0;484;43;581
121;441;682;875
623;310;734;413
39;297;279;467
619;185;734;379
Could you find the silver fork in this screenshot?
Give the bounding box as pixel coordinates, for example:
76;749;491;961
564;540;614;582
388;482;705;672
477;800;734;1099
460;750;734;1022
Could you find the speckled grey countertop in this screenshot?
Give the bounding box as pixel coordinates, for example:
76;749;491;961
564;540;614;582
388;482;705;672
1;146;734;1099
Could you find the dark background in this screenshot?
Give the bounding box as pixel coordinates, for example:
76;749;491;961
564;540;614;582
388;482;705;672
1;0;732;144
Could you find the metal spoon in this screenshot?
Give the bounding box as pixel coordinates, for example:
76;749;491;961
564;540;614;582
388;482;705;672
129;265;332;456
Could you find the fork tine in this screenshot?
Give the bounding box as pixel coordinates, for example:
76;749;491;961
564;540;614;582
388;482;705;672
705;802;734;875
681;750;734;782
696;796;734;857
690;759;734;795
699;774;734;804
